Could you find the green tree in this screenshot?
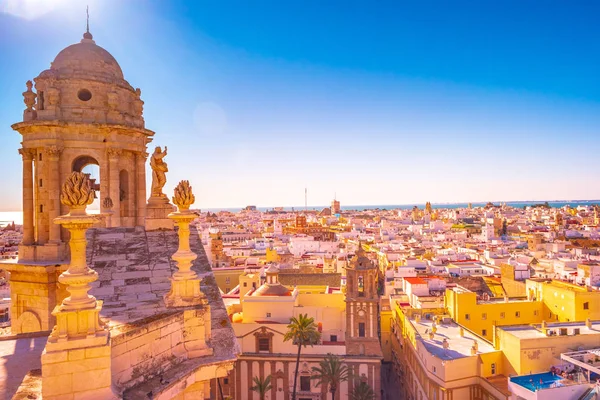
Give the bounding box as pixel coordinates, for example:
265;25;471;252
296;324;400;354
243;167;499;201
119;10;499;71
350;381;376;400
250;375;272;400
311;353;350;400
284;313;321;400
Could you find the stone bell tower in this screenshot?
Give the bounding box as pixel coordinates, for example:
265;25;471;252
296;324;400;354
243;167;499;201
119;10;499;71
345;242;383;358
12;28;154;262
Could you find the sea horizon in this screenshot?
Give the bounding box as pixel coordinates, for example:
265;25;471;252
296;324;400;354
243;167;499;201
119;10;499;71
0;199;597;226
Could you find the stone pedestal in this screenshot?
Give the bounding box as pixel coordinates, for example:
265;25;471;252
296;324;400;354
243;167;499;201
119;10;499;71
42;328;114;400
164;211;204;307
145;195;175;230
42;303;113;399
3;261;68;334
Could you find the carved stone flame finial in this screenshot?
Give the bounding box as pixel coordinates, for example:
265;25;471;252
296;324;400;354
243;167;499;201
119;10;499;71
60;172;95;213
173;180;195;211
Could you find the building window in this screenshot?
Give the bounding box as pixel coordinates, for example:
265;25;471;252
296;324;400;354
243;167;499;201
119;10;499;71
243;282;247;287
515;311;521;318
330;335;337;342
0;308;8;323
39;179;43;187
465;314;470;321
584;302;589;310
534;310;538;316
358;322;365;337
39;205;43;213
258;338;270;352
432;366;437;373
500;312;505;319
39;153;42;161
358;276;364;297
491;363;496;375
225;277;230;284
77;88;92;101
300;376;311;391
482;313;487;320
223;378;229;385
254;327;273;353
482;329;487;336
266;313;271;318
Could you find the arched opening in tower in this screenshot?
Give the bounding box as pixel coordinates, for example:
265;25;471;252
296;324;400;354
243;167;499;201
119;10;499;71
72;155;101;213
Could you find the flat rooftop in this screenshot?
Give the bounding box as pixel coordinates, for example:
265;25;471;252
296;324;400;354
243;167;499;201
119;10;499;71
499;321;600;340
409;317;496;360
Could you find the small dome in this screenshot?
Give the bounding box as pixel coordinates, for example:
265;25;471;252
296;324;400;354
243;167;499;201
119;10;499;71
252;283;291;297
49;35;124;80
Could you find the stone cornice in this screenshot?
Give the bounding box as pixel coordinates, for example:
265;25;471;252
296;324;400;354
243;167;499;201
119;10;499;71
11;120;155;137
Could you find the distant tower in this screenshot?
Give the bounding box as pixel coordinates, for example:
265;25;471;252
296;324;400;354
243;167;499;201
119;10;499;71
331;195;341;215
305;187;307;212
345;243;383;357
209;229;224;267
425;201;432;215
411;206;420;221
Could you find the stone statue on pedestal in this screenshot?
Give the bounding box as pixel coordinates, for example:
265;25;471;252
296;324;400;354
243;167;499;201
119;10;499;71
146;145;175;230
150;146;168;198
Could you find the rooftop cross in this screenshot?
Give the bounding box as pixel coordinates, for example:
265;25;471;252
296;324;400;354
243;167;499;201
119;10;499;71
83;6;93;40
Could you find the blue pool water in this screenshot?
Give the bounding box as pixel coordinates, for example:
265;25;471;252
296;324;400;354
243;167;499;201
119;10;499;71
511;372;565;392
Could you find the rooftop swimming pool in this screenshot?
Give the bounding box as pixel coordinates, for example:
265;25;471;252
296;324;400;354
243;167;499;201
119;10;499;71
510;372;565;392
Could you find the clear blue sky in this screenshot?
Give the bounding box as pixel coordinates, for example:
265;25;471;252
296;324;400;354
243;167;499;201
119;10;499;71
1;0;599;210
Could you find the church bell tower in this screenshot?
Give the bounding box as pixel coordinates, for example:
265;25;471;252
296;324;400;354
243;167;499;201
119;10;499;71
13;28;154;262
345;243;383;357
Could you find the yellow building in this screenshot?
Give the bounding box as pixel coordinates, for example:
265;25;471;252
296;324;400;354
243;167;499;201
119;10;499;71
390;301;509;400
526;279;600;322
445;287;544;342
212;266;247;293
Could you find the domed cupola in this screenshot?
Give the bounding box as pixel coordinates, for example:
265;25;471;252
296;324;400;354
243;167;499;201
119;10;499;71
28;29;145;129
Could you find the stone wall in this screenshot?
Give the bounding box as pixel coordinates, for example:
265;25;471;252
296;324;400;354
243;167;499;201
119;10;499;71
111;312;185;392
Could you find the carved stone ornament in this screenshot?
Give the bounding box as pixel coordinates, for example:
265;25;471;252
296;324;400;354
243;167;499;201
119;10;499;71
18;148;35;161
106;147;122;158
44;145;63;159
102;196;114;210
173;180;195;211
60;172;95;214
23;80;36;111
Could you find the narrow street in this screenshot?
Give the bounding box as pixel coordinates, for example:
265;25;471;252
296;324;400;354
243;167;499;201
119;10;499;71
381;362;404;400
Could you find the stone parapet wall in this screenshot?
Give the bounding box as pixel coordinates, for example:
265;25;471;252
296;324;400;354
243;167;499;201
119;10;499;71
111;311;185;393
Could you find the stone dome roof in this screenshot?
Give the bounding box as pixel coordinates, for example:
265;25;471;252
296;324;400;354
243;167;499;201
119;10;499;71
46;34;124;80
252;283;291;297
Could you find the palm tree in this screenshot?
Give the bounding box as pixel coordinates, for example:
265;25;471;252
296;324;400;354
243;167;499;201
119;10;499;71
311;353;350;400
251;375;272;400
283;313;321;400
350;381;376;400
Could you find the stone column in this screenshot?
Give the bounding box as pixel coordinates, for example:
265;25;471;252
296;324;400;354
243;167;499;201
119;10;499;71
19;148;34;245
164;180;204;307
136;151;147;226
42;171;114;400
107;148;121;227
45;146;63;244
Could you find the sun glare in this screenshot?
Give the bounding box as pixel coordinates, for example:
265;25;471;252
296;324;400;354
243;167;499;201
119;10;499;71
0;0;69;20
